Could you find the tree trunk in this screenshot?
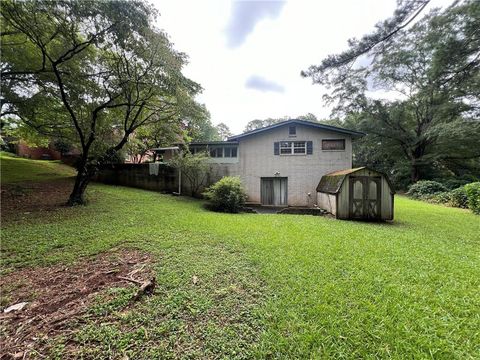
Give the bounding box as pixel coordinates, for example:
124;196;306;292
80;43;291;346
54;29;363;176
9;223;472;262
67;156;97;206
410;143;426;183
410;162;420;183
67;173;91;206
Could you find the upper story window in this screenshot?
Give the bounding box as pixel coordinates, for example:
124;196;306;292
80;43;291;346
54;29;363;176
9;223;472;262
205;145;238;158
322;139;345;151
275;141;312;155
280;141;306;155
289;126;296;136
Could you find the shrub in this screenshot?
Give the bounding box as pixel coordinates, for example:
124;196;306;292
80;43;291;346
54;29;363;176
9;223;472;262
441;178;472;190
447;187;469;208
423;188;469;208
425;191;450;204
464;182;480;214
203;176;247;213
407;180;447;199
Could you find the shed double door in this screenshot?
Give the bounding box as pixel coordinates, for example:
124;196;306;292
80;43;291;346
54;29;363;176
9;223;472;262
349;176;381;219
261;177;287;206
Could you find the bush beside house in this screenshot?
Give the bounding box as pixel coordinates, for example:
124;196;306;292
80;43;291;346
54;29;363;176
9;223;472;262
203;176;247;213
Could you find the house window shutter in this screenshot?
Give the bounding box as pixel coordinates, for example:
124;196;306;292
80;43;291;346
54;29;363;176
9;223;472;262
274;142;279;155
306;141;313;154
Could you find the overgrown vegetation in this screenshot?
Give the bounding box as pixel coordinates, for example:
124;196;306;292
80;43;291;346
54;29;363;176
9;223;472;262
1;0;207;205
203;176;247;213
406;180;448;199
1;155;479;358
406;179;479;213
168;151;210;197
303;0;480;189
465;182;480;214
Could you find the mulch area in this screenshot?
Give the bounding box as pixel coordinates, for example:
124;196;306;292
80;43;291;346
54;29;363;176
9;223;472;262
1;178;76;223
0;250;154;359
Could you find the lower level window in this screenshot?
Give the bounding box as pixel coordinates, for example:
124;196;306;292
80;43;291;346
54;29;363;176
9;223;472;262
207;146;238;158
210;147;223;158
191;146;206;154
280;141;306;155
224;147;237;157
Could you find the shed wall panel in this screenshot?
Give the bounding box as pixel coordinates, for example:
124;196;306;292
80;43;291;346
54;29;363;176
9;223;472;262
336;179;350;219
317;192;336;215
380;177;393;220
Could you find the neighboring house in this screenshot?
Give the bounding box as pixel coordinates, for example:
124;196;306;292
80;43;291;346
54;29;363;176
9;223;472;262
15;140;62;160
188;119;364;207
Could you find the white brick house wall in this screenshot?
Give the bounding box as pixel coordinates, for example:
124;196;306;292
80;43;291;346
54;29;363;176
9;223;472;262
208;122;354;207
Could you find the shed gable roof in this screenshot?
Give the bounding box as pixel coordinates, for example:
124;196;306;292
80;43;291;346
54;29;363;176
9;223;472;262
228;119;364;141
316;167;395;194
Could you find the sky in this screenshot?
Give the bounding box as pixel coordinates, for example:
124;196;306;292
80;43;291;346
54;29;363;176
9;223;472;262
152;0;455;134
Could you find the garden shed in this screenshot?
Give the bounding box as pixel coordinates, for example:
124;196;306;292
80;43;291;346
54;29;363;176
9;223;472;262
316;167;395;220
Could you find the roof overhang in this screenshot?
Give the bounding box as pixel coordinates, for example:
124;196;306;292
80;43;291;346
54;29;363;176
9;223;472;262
228;119;365;141
188;141;239;146
152;146;180;152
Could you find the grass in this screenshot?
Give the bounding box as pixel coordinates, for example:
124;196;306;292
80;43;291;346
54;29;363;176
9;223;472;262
0;151;75;183
1;155;480;359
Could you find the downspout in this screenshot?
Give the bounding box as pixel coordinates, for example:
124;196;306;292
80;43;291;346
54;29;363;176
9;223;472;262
178;167;182;195
177;147;182;195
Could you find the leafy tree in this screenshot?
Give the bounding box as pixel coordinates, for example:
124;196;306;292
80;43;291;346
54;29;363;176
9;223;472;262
215;123;232;140
296;113;318;122
303;0;480;184
53;139;72;156
244;117;287;132
1;0;202;205
301;0;431;86
182;104;220;142
244;114;322;132
124;120;182;163
168;151;210;197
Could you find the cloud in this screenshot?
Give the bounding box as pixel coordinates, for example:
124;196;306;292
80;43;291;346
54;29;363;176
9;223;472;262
245;75;285;93
225;1;285;48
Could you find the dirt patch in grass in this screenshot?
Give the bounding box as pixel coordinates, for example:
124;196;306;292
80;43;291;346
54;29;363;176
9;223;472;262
0;249;154;359
1;178;75;223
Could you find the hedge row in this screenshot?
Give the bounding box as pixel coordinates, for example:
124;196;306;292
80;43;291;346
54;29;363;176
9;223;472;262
407;180;480;214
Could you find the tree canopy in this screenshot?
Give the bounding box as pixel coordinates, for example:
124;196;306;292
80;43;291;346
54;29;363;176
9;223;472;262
303;0;480;186
1;0;206;204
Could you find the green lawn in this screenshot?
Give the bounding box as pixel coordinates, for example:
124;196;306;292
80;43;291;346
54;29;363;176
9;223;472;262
1;155;479;359
0;151;75;183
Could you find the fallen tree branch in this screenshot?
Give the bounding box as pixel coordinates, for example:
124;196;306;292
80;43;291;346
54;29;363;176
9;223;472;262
117;276;143;285
117;276;156;301
133;277;156;301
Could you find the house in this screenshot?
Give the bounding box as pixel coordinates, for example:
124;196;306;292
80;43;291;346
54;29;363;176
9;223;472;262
188;119;364;207
14;140;62;160
317;167;395;220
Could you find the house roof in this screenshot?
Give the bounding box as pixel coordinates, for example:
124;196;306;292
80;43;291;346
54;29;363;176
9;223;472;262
228;119;365;141
152;146;180;151
188;141;239;146
316;167;395;194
